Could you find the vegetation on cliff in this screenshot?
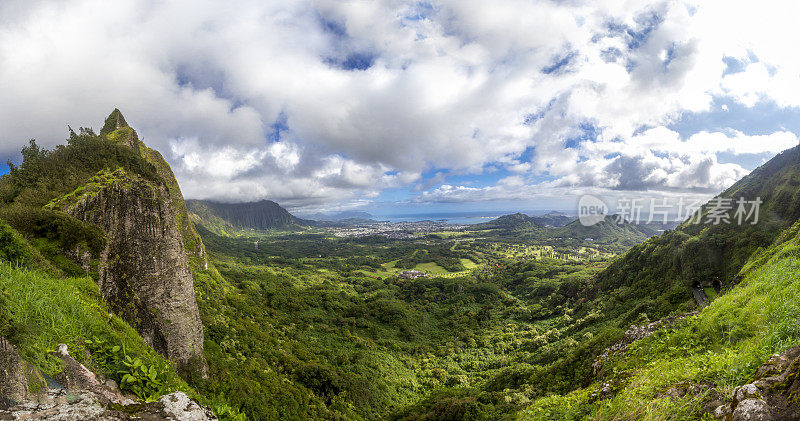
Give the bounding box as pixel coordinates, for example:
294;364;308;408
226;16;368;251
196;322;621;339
0;111;236;417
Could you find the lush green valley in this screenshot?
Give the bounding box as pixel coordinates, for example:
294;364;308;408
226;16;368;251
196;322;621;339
2;111;800;420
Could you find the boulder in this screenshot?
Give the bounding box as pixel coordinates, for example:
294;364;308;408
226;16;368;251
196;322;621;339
151;392;215;421
734;384;762;402
732;398;774;421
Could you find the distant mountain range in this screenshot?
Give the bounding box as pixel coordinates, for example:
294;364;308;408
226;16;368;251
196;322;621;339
472;211;657;246
473;211;575;229
554;215;658;242
186;199;309;233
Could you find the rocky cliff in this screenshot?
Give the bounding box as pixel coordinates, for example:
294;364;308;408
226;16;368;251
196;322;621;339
49;166;205;373
101;109;209;269
0;337;28;406
42;110;208;373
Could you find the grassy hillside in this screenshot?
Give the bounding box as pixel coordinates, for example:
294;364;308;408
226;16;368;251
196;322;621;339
583;145;800;327
0;220;194;402
554;216;657;245
471;213;654;253
522;220;800;419
472;212;574;230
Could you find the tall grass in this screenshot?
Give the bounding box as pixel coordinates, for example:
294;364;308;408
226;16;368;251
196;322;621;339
0;261;176;380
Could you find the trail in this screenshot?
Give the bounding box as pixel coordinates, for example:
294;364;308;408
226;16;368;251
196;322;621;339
692;286;708;307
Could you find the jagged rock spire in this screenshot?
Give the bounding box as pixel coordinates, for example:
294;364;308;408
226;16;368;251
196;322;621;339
100;109;140;150
100;108;129;136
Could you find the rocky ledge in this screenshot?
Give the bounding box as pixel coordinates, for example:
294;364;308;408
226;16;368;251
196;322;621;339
0;343;215;421
0;389;215;421
710;345;800;420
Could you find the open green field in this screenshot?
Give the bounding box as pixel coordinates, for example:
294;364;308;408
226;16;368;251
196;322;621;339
413;261;449;274
460;258;478;269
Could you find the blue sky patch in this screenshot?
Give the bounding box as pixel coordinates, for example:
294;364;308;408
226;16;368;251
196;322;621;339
542;51;577;75
268;112;289;143
669;97;800;138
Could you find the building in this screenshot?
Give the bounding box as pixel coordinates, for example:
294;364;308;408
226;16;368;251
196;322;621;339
398;270;426;279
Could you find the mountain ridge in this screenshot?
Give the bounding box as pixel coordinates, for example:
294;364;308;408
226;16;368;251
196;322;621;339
187;198;309;233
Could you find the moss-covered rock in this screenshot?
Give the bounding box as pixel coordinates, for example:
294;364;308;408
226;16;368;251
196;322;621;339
52;168;206;374
45;111;209;375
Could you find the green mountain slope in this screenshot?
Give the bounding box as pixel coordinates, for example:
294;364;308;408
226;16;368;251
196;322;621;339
523;219;800;419
508;145;800;418
394;145;800;419
595;145;800;321
472;212;655;254
473;212;574;230
554;215;657;244
187;199;308;234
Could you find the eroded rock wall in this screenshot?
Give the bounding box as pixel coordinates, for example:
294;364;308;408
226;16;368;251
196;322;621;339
60;171;205;371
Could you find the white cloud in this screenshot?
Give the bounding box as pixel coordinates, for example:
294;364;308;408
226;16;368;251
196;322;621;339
0;0;799;210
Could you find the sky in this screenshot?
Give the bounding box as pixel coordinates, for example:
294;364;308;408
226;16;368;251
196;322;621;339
1;0;799;216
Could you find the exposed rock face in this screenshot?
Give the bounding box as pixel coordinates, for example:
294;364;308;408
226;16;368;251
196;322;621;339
0;337;28;407
0;390;216;420
139;147;208;270
711;345;800;420
56;169;205;371
100;109;208;269
53;344;133;406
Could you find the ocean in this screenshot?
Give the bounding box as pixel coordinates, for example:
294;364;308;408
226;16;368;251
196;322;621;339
372;211;573;225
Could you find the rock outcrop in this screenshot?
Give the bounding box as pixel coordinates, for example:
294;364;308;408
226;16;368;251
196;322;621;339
0;337;28;408
99;109;139;150
0;389;216;420
711;345;800;420
100;109;208;269
0;344;215;420
43;110;210;373
51;167;205;372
